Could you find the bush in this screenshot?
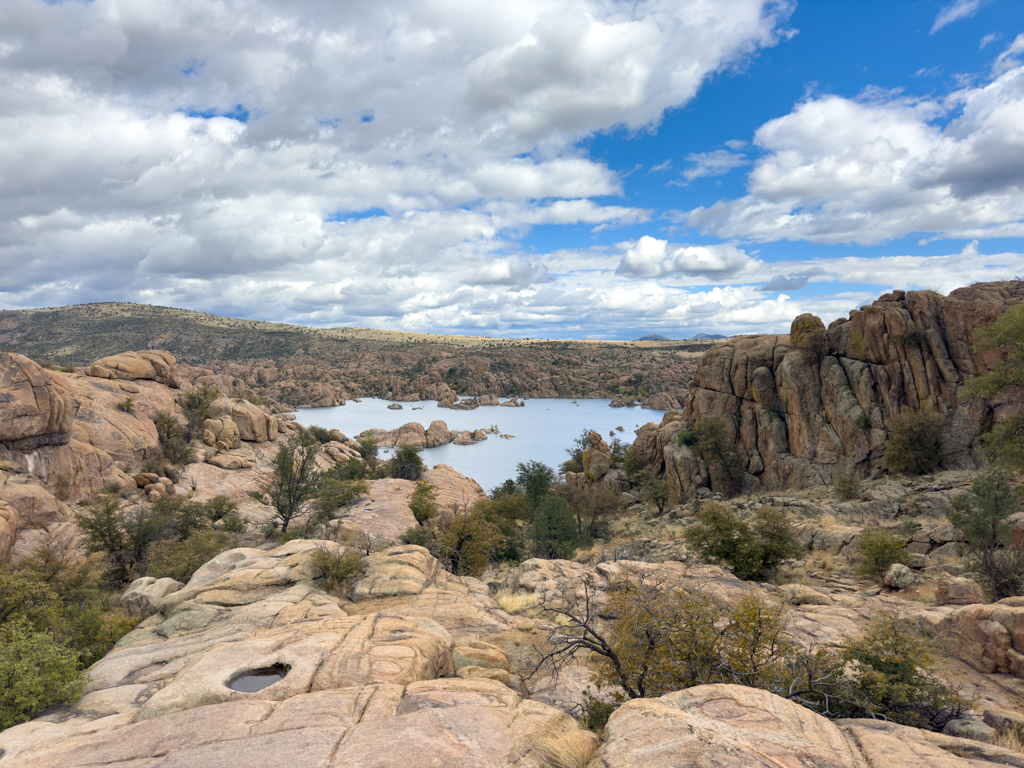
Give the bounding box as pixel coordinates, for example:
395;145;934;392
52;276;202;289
947;469;1024;600
634;467;669;513
517;460;555;507
305;425;334;444
676;429;698;447
145;530;235;583
389;444;425;480
155;409;194;465
683;503;801;580
402;525;435;548
329;457;372;481
890;324;927;348
433;510;500;577
833;470;862;501
203;495;238;522
316;478;369;519
554;483;623;538
622;446;648;483
693;417;746;496
116;396;135;414
855;414;872;429
530;495;584;560
409;482;439;524
178;385;219;441
0;620;87;731
855;528;908;580
310;546;364;596
882;411;943;475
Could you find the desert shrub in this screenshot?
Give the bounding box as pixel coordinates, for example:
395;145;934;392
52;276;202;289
357;436;379;467
154;409;194;465
947;469;1024;600
255;431;323;534
477;492;533;562
329;457;372;481
178;385;219;441
554;483;624;538
890;324;927;349
684;503;801;580
316;478;369;519
634;466;669;513
676;429;698;447
855;414;872;429
402;525;435;548
530;495;585;560
310;546;364;596
433;510;500;577
622;446;649;483
304;424;334;444
216;510;247;533
855;528;908;580
609;437;629;465
882;411;943;475
562;430;589;475
578;689;615;736
389;444;425;480
517;460;556;507
146;530;235;583
841;612;969;728
409;481;439;524
203;495;238;522
116;396;135;414
833;470;863;501
0;620;87;731
693;417;746;496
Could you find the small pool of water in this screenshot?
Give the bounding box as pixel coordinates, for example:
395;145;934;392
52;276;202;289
227;664;288;692
295;398;666;491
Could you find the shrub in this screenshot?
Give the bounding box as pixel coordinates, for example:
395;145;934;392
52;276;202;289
693;417;746;496
517;460;555;507
402;525;435;548
146;530;235;583
854;414;872;430
116;396;135;414
578;689;615;736
329;457;372;481
833;470;862;501
203;495;238;522
434;510;500;577
305;424;334;444
310;546;364;596
855;528;908;580
947;469;1024;600
409;482;439;524
890;324;927;349
676;429;698;447
554;483;624;538
684;503;801;580
0;620;87;731
389;444;425;480
154;409;194;465
882;411;943;475
622;446;648;483
635;466;669;513
530;495;584;560
178;385;219;441
316;478;369;519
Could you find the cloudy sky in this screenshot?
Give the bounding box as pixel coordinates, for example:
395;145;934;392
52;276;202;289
2;0;1024;339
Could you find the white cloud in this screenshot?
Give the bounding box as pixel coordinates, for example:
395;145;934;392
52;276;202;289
931;0;991;34
682;148;749;181
980;33;999;49
687;50;1024;244
0;0;796;335
615;236;757;278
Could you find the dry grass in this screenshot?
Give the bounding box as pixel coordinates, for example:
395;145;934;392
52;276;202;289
819;514;837;529
533;723;599;768
494;588;540;615
992;726;1024;753
812;550;836;572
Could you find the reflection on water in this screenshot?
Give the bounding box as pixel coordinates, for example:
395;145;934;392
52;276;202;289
295;398;666;492
227;664;289;692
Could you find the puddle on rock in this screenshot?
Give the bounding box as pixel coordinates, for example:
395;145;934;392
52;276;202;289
227;664;289;692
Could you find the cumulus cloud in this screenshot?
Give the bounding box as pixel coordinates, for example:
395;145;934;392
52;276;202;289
931;0;991;34
756;268;824;292
615;236;756;278
687;46;1024;244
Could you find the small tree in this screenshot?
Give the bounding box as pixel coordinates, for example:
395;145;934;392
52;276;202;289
261;431;323;534
0;620;87;731
882;411;943;475
947;469;1024;599
694;417;746;496
635;466;669;513
433;510;500;577
517;460;556;508
855;529;908;580
530;495;584;559
389;444;425;480
408;482;439;524
684;503;800;581
178;385;219;442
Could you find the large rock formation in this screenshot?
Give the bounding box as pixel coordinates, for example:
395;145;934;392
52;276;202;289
86;350;179;388
0;352;77;449
638;282;1024;500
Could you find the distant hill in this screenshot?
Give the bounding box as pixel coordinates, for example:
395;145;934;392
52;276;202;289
637;334;671;341
689;333;726;341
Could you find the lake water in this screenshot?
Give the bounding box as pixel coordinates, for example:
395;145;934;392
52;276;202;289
294;398;667;492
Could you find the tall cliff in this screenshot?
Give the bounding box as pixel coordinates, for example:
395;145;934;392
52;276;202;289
636;281;1024;502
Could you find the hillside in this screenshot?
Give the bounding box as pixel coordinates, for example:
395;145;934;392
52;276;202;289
0;303;707;405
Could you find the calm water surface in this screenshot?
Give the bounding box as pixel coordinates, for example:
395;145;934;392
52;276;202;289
294;398;667;492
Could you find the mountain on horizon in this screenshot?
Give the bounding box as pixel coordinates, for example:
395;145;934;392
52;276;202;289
689;333;726;341
637;333;671;341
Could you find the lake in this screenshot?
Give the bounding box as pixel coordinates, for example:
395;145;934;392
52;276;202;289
294;398;668;492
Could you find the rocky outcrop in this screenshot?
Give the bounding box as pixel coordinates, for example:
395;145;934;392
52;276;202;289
641;282;1024;500
425;420;451;447
0;353;77;449
0;540;580;768
582;430;612;482
208;398;278;443
946;598;1024;677
202;417;241;450
86;350;179;388
593;683;1024;768
642;392;681;410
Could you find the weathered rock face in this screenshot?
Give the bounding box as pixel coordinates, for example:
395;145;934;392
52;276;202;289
208;398;278;443
582;430;612;482
0;540;579;768
641;282;1024;500
0;353;77;449
593;684;1024;768
86;350;179;388
946;598;1024;677
202;417;241;450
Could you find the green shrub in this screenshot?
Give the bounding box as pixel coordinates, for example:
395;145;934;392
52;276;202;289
947;469;1024;600
676;429;698;447
203;495;238;522
389;444;425;480
402;525;436;548
855;414;872;430
530;495;585;560
178;385;219;441
155;409;195;466
0;620;87;731
310;546;364;596
305;424;334;444
693;417;746;496
855;528;907;580
434;510;500;577
634;466;669;512
833;470;862;501
882;411;943;475
146;530;235;583
578;689;615;736
516;460;555;507
683;503;801;580
329;457;372;481
116;396;135;414
409;482;440;524
890;325;927;348
623;446;648;483
316;478;369;519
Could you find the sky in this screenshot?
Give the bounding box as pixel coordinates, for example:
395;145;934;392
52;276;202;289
2;0;1024;339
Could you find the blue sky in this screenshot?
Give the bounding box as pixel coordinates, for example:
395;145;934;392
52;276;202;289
2;0;1024;338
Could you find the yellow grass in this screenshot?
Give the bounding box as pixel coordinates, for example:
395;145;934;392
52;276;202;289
495;588;540;615
819;514;837;529
533;723;599;768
